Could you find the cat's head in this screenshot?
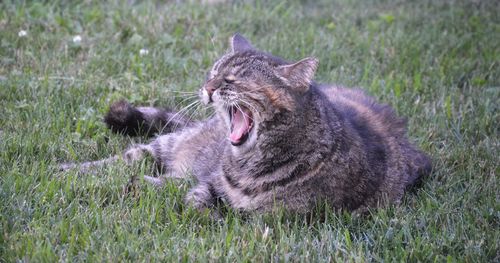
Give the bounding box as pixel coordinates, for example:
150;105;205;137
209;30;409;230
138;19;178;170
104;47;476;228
200;33;318;150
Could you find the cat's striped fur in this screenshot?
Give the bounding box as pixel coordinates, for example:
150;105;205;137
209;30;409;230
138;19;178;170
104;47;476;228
62;34;431;214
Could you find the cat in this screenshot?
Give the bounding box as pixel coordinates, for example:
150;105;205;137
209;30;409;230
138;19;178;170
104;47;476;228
61;33;432;214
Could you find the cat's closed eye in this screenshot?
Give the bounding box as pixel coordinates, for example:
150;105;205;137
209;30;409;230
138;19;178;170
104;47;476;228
224;75;236;83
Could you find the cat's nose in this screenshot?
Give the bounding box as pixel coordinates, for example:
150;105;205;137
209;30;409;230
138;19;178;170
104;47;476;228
203;79;221;103
202;82;218;104
205;84;216;97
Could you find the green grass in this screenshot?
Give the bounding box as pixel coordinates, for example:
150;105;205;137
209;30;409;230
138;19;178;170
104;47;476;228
1;0;498;261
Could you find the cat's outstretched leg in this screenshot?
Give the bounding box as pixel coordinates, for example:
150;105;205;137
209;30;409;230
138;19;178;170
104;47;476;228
59;144;154;173
104;100;192;137
60;138;192;188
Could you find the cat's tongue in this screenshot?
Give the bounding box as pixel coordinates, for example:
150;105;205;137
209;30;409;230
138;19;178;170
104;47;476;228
230;107;252;145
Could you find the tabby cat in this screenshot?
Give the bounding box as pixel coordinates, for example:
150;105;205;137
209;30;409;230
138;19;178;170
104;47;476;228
62;34;431;214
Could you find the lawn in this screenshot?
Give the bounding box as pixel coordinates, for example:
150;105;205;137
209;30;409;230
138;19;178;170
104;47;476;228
1;0;498;261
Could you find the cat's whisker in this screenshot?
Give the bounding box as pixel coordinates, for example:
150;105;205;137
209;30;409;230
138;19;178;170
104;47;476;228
180;100;201;117
173;94;199;102
179;102;201;126
234;89;263;95
163;100;200;131
167;90;198;95
234;103;253;122
168;92;200;103
171;95;200;112
236;98;259;115
169;94;198;100
206;111;216;120
181;102;204;128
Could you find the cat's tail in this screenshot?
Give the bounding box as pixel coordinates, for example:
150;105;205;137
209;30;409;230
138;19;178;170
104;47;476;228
104;100;192;137
405;145;432;189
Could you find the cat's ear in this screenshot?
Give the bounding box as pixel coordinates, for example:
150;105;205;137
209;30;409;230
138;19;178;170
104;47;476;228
277;57;319;91
230;33;254;53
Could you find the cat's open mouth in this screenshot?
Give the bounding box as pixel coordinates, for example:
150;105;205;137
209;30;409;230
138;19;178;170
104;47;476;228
229;105;254;146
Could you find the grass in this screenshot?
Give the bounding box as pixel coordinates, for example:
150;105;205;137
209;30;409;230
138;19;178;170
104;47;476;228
1;0;498;261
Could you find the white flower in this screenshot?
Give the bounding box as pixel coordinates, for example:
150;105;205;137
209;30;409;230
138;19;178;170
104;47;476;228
18;30;27;37
139;48;149;56
72;35;82;44
262;226;270;240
